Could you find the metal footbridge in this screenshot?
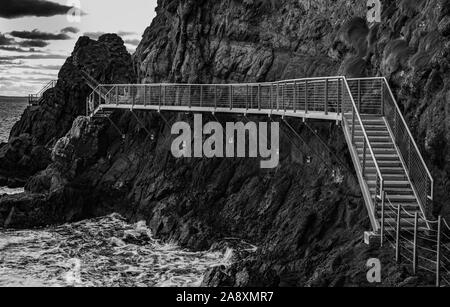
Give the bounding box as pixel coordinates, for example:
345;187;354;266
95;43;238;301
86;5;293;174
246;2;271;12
74;73;449;285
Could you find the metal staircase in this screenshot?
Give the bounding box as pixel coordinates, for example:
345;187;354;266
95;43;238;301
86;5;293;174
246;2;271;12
28;80;56;106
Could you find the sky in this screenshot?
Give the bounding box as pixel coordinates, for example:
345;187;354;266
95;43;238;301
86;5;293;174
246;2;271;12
0;0;158;96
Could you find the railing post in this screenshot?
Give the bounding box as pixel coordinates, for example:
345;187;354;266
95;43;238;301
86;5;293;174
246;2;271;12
200;86;203;107
362;139;367;176
159;85;162;108
357;79;361;112
293;81;297;113
258;84;261;111
284;82;287;112
230;85;233;110
325;79;328;115
276;83;280;111
351;106;356;144
380;191;385;247
269;85;273;111
381;81;385;116
413;212;418;275
116;87;119;105
142;85;147;107
337;79;341;116
188;85;191;109
396;205;401;263
436;216;442;287
305;80;308;114
215;85;218;110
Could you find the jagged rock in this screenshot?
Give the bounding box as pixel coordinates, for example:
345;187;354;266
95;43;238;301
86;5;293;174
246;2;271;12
0;34;135;185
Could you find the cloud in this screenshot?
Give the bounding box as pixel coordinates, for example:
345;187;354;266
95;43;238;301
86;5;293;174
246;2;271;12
0;0;75;19
0;33;14;46
117;31;137;37
61;26;80;34
0;46;41;53
18;40;49;48
124;39;140;46
0;53;67;61
10;29;71;40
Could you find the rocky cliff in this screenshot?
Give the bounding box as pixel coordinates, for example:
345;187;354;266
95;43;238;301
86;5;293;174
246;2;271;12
1;0;450;287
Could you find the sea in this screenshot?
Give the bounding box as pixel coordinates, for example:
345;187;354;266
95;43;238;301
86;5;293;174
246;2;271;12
0;97;233;287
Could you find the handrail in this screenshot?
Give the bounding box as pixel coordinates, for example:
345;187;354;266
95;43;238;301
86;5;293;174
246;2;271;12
341;78;384;200
381;77;434;199
28;80;56;105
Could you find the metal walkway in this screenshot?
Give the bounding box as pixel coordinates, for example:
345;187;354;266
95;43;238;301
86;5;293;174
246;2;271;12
83;75;434;238
27;72;447;285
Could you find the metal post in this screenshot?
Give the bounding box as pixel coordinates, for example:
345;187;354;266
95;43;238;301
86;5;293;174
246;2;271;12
284;82;287;112
200;86;203;107
258;84;261;111
270;85;273;111
159;85;162;108
358;80;361;112
246;85;248;111
436;216;442;287
116;87;119;105
396;205;401;263
293;81;297;113
305;81;308;114
351;107;356;144
230;85;233;110
337;79;341;116
188;85;191;108
277;84;280;111
381;81;385;116
413;212;418;275
325;79;328;115
143;86;147;107
380;192;385;247
215;85;218;110
362;140;367;176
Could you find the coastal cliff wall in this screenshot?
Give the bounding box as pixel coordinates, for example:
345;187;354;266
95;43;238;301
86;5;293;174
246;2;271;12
1;0;449;286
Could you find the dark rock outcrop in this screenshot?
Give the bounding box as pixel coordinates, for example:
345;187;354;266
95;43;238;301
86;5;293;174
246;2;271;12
0;34;135;186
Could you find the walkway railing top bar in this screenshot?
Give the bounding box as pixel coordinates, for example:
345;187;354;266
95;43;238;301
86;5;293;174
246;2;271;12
96;76;346;88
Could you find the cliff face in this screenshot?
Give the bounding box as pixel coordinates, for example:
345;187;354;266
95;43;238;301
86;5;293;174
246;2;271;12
0;34;135;187
1;0;449;287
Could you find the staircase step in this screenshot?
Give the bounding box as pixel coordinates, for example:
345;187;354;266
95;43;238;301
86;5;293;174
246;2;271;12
354;130;390;137
354;135;391;143
366;173;407;179
359;154;400;161
356;142;394;149
364;160;403;167
357;147;397;154
370;187;413;195
354;124;388;131
367;180;410;188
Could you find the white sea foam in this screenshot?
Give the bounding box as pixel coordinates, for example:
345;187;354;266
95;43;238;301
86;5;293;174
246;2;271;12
0;214;241;287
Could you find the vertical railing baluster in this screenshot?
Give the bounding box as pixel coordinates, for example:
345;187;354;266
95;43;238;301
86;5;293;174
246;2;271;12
116;86;119;105
293;81;297;113
258;84;261;111
436;216;442;287
325;79;328;115
215;85;218;110
358;79;361;112
200;85;203;107
413;212;418;275
380;192;385;247
396;205;401;263
230;85;233;110
362;139;367;176
305;80;308;114
351;106;356;144
144;86;147;107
